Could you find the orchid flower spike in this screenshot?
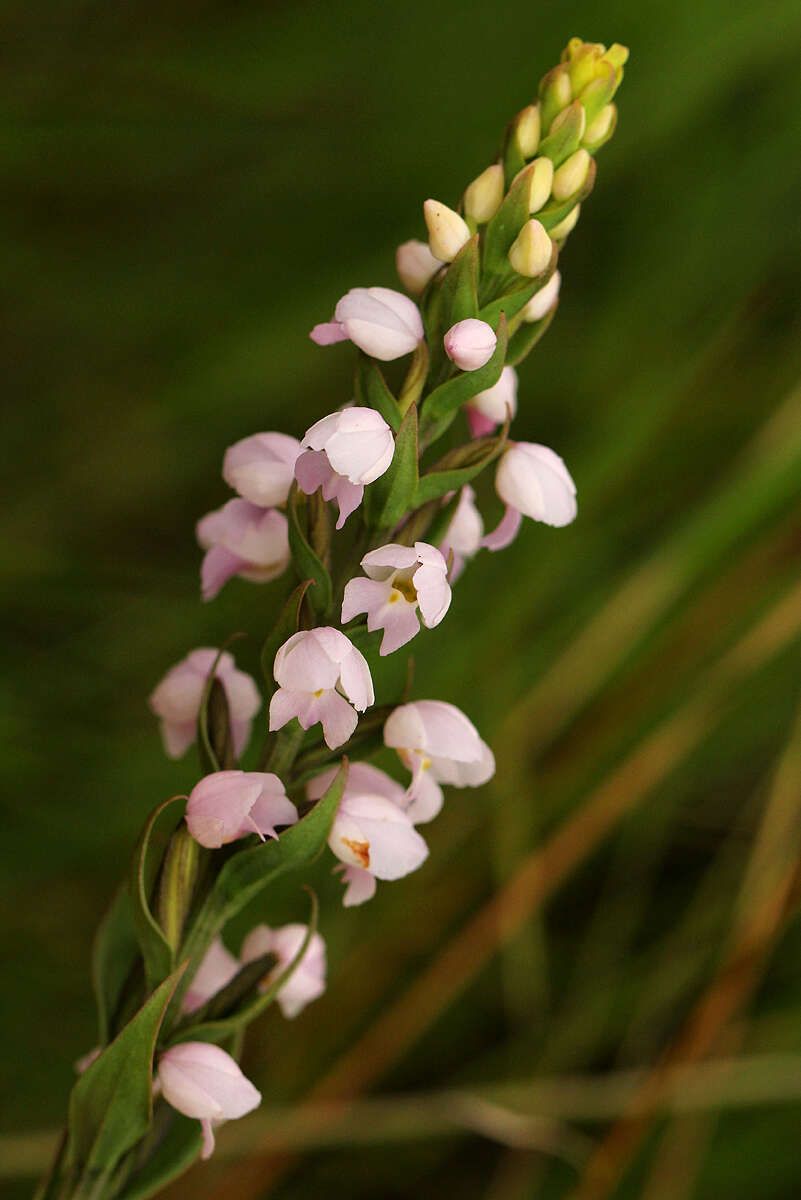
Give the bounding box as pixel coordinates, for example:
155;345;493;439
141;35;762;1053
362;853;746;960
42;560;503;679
196;499;290;601
185;770;297;849
310;286;424;361
295;407;395;529
182;938;240;1014
148;649;260;760
483;442;577;551
240;923;327;1019
158;1042;261;1160
466;365;518;438
341;542;451;656
222;432;301;508
308;761;429;905
444;318;497;372
384;700;495;819
269;627;374;749
439;485;484;582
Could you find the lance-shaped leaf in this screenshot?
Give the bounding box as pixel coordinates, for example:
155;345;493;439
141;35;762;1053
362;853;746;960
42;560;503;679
439;234;479;329
365;404;418;530
66;964;186;1175
354;354;401;431
165;763;346;1023
481;167;536;293
420;313;508;440
537;101;586;167
260;578;313;687
130;797;184;993
121;1115;203;1200
167;892;319;1046
414;418;510;506
287;484;333;617
92;885;141;1047
506;302;559;367
501;118;528;189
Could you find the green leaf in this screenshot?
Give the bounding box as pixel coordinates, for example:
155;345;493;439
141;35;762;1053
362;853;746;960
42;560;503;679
92;885;141;1046
67;964;186;1174
420;313;508;440
355;354;401;431
439;235;479;328
260;579;313;686
122;1115;203;1200
366;404;419;529
481;168;535;293
501;120;527;188
287;484;333;617
537;100;586;167
478;256;558;330
414;423;508;506
505;301;559;366
424;489;462;549
130;798;183;993
166;763;347;1022
168;891;319;1046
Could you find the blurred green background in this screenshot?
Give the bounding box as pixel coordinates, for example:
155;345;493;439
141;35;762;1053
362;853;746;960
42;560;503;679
3;1;801;1197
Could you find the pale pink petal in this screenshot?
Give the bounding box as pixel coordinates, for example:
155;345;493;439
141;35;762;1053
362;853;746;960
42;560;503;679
160;719;197;759
201;545;249;601
336;642;374;710
269;688;302;733
310;320;349;345
323;475;364;528
294;448;334;495
495;443;577;528
482;504;523;551
341;576;391;624
222;432;300;508
467;409;497;437
317;690;359;749
183;938;240;1014
336;864;377;907
404;774;444;824
361;543;420;574
186;771;264;848
377;599;420;655
159;1042;260;1123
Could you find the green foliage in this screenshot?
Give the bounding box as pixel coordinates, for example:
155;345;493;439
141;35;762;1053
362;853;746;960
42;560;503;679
121;1115;203;1200
420;313;509;439
414;420;509;506
130;798;183;992
354;355;401;432
365;403;419;528
260;578;313;687
92;886;140;1047
287;485;334;618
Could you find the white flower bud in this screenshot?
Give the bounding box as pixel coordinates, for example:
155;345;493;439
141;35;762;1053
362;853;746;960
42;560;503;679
549;205;581;241
527;157;554;213
516;104;541;157
396;239;442;295
583;104;615;149
463;164;504;224
521;270;561;323
423;199;471;263
552;149;591;202
508;219;552;277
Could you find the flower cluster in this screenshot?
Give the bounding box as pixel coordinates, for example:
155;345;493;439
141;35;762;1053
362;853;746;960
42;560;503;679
57;38;627;1195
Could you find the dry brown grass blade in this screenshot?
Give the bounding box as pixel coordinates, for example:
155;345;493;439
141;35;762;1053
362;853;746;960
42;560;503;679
185;578;801;1200
567;687;801;1200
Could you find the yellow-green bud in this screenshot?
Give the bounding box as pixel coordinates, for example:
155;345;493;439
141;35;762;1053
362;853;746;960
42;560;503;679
550;205;580;241
566;41;606;95
464;164;505;223
424;199;471;263
549;101;587;142
527;157;554;213
516;104;541;157
541;66;573;132
552;149;590;201
508;219;553;276
603;43;629;78
583;104;616;149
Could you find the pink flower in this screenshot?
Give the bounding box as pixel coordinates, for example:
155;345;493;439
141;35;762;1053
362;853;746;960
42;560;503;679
384;700;495;819
310;287;423;361
295;407;395;529
269;627;374;750
308;762;429;906
196;499;290;601
341;542;451;656
439;485;484;582
444;318;497;372
240;923;326;1019
483;442;577;551
182;938;240;1014
466;366;518;438
222;432;300;508
185;770;297;849
148;649;261;760
158;1042;261;1160
395;239;442;295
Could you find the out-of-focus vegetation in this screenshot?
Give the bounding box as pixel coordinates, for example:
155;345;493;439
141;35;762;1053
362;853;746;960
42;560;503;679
3;1;801;1197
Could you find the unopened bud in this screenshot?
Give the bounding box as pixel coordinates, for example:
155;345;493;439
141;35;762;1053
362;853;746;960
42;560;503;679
540;66;572;132
516;105;541;157
508;220;552;277
444;318;497;372
603;43;629;76
549;101;587;143
424;199;471;263
583;104;616;150
526;157;554;213
396;239;442;295
566;41;607;95
549;205;580;241
522;270;561;322
464;164;505;223
552;149;590;201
